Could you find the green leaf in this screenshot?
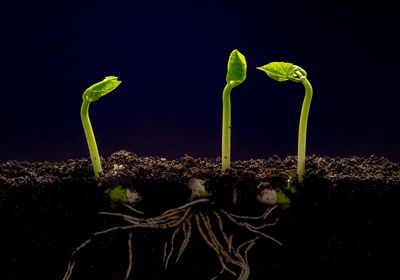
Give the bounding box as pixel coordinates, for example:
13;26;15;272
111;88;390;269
106;185;128;203
226;49;247;87
257;62;296;82
83;76;122;102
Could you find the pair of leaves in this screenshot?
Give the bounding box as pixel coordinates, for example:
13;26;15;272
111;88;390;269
85;50;246;101
83;76;122;102
225;50;306;87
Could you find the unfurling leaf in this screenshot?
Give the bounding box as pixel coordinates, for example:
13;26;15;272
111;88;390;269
257;62;296;82
226;49;247;87
83;76;122;102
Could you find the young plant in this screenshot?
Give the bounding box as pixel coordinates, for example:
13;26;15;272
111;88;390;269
81;76;122;177
221;49;247;171
257;62;313;183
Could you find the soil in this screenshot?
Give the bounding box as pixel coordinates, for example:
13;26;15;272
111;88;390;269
1;150;400;280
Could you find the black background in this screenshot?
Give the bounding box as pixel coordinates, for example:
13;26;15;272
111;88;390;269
1;0;399;162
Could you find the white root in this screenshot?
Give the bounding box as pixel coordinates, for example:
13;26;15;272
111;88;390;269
125;233;133;280
63;197;282;280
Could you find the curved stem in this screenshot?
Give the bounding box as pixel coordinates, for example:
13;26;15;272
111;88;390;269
81;100;102;177
297;77;313;183
221;84;233;171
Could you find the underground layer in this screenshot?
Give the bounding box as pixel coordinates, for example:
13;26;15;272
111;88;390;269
0;150;399;280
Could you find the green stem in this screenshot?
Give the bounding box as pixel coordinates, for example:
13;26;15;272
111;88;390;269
221;83;233;171
297;76;313;183
81;100;102;177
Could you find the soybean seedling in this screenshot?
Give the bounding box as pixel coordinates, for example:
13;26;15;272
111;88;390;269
221;49;247;171
257;62;313;183
81;76;122;177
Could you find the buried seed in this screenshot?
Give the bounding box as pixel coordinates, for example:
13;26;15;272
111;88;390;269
257;188;277;206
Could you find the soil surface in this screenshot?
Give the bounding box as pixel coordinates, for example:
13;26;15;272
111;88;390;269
1;150;400;280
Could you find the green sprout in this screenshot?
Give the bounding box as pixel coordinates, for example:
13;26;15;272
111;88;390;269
257;62;313;183
81;76;122;177
221;49;247;171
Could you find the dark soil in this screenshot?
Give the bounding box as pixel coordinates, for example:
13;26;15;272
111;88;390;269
1;150;400;280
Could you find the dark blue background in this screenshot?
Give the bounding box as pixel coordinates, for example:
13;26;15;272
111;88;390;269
1;0;399;162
